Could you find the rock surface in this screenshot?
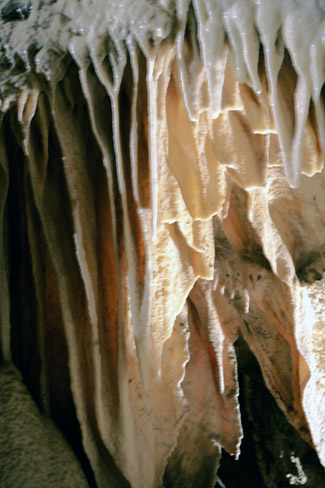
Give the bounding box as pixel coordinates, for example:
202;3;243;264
0;362;89;487
0;1;325;487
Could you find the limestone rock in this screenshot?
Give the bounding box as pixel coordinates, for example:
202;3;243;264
0;1;325;487
0;362;88;487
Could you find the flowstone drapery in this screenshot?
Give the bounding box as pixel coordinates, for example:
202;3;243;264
0;1;325;487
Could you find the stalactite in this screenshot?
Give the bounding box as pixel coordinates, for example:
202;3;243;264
0;1;325;486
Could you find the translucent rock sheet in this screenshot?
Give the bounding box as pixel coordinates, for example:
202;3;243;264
0;1;325;487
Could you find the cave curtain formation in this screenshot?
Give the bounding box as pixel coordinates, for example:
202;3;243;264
0;1;325;487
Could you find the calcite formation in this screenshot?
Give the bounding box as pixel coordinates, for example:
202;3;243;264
0;0;325;486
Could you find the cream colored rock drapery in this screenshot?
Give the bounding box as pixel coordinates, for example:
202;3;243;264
0;0;325;486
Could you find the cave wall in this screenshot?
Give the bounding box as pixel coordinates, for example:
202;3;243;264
0;1;325;487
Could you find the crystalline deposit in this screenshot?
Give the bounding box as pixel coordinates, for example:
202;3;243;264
0;1;325;486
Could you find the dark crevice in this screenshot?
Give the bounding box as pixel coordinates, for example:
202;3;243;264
217;337;325;488
4;99;98;487
4;108;42;410
296;248;325;283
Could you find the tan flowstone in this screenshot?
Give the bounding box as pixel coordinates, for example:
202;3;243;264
0;1;325;486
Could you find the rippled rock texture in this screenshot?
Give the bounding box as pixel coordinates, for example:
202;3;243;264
0;1;325;487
